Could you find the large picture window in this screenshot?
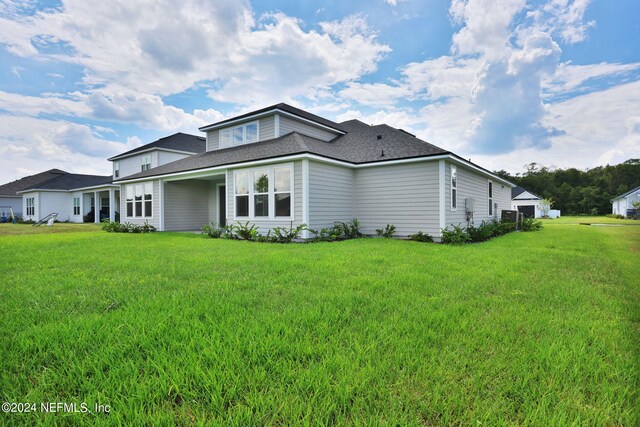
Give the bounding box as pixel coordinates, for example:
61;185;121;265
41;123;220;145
220;121;259;148
73;197;80;215
451;165;457;211
233;164;293;219
126;183;153;218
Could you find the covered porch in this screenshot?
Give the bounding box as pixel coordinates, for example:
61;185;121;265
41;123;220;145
161;172;227;231
77;185;120;223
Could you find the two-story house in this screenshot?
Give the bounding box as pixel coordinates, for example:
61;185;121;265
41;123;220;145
115;103;513;238
1;133;205;223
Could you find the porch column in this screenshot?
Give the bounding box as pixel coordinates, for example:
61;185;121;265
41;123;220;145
79;193;84;222
109;188;116;222
94;191;100;223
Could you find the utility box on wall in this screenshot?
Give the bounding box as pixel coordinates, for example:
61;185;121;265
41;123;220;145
465;198;474;213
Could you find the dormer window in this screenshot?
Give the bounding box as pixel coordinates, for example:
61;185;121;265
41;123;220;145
141;155;151;172
220;121;259;148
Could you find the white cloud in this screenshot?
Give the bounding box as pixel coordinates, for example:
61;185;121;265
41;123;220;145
0;115;135;182
545;62;640;94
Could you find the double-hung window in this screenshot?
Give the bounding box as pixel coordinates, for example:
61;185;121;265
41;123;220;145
234;164;292;219
26;197;35;216
451;165;457;211
114;162;120;178
126;183;153;218
488;181;493;216
141;155;151;172
220;121;259;148
73;197;80;215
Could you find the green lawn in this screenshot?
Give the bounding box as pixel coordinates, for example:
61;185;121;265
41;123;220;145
1;220;638;425
0;222;102;236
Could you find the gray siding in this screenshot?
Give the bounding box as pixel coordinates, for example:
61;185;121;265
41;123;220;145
279;115;338;141
207;116;276;151
157;151;191;165
206;130;219;151
0;196;22;217
120;179;160;229
444;162;511;227
355;162;440;237
227;161;303;233
308;161;354;230
164;180;210;231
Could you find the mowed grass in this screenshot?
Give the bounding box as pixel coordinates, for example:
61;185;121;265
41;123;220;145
0;223;102;236
1;222;638;425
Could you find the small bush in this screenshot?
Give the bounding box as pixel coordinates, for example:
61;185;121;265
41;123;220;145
340;219;363;239
408;231;434;242
466;221;494;243
201;222;233;238
270;223;308;243
376;224;396;238
606;214;625;219
441;224;471;244
102;220;155;233
521;217;543;231
234;221;259;240
309;219;364;242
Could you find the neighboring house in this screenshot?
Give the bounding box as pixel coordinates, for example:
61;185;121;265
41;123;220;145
17;172;115;223
511;186;543;218
0;169;69;219
611;186;640;217
115;103;514;239
0;133;206;223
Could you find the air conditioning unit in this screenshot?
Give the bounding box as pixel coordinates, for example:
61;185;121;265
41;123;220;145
465;198;474;213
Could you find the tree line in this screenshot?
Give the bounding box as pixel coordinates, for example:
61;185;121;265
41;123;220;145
494;159;640;215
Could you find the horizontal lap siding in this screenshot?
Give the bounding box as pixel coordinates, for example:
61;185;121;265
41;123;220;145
259;117;275;141
308;161;354;230
120;179;160;229
279;116;338;141
164;180;210;231
206;131;219;151
227;161;303;233
445;163;511;227
355;162;439;237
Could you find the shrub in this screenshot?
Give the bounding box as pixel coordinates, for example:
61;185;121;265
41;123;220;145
441;224;471;244
309;219;364;242
376;224;396;238
102;220;155;233
521;217;543;232
408;231;434;243
606;214;625;219
201;222;233;239
234;221;259;240
270;223;309;243
466;221;494;243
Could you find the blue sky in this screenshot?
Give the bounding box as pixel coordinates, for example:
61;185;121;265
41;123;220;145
0;0;639;182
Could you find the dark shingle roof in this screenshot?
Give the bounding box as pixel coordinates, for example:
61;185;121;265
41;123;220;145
0;169;67;196
30;174;114;191
512;186;541;199
612;185;640;200
118;120;449;181
199;103;345;133
107;132;206;161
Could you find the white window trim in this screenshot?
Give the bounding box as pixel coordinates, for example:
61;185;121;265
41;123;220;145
73;197;81;216
26;197;35;216
141;155;151;172
114;162;120;178
124;183;154;219
219;120;260;149
488;180;493;216
232;163;294;221
450;164;457;212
